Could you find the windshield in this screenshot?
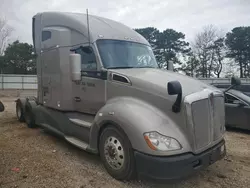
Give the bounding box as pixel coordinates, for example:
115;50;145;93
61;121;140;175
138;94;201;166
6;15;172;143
227;89;250;105
97;39;159;69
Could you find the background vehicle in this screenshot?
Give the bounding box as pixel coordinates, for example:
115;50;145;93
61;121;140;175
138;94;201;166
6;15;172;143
225;89;250;130
214;83;250;97
0;101;4;112
15;11;226;181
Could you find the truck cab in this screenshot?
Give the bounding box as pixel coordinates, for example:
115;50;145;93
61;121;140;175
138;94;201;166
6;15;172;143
16;11;226;181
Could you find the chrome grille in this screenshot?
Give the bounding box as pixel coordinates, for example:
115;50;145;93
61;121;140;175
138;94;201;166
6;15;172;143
189;95;225;151
212;96;225;141
191;99;211;150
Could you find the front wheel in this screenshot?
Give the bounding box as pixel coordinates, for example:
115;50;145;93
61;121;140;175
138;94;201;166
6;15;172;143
99;126;136;180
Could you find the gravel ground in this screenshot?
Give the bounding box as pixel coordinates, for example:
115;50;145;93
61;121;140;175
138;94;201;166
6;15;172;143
0;96;250;188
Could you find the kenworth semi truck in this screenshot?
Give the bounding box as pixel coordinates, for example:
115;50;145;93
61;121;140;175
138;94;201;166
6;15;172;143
16;11;227;181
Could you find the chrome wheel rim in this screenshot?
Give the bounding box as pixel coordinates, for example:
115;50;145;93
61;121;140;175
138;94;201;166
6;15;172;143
104;136;125;170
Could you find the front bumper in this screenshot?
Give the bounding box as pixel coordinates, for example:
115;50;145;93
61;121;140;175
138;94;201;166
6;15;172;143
134;139;226;181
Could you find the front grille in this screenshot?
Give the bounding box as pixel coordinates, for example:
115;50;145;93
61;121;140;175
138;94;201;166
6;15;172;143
191;96;225;151
192;98;211;150
212;96;225;140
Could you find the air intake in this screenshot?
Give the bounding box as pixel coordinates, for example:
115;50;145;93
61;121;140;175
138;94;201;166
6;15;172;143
112;74;130;84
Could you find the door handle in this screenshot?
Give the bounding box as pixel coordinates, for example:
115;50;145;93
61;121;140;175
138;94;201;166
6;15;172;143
74;97;81;102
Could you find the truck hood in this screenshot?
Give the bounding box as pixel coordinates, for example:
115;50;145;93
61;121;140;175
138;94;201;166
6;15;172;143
111;68;220;97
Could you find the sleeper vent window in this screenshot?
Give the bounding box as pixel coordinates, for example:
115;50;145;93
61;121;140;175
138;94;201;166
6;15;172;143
42;31;52;42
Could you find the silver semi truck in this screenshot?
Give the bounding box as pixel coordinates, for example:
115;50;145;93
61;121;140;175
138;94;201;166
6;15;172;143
16;11;227;181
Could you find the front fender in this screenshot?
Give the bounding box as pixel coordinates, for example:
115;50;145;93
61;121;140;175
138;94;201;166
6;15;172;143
89;97;191;156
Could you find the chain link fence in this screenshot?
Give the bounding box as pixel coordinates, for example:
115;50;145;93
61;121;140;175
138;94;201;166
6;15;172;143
0;74;37;90
0;74;249;90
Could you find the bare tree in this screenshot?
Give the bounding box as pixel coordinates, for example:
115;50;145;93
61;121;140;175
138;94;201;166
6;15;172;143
193;25;224;78
212;38;225;78
0;16;12;55
223;59;239;78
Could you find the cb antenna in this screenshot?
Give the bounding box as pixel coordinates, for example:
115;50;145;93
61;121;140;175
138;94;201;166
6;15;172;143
86;9;91;46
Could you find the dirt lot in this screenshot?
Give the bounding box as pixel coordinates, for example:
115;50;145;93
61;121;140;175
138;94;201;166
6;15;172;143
0;96;250;188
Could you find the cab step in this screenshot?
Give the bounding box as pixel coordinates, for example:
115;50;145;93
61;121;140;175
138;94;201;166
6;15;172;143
65;136;89;150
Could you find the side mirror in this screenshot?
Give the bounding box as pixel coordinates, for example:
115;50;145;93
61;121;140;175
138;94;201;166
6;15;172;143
69;53;81;81
168;81;182;95
167;81;182;113
0;101;4;112
231;77;241;86
224;76;241;93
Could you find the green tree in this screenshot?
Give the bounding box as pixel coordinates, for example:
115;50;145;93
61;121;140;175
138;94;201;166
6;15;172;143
134;27;159;48
135;27;191;69
156;29;191;69
3;40;36;74
180;53;199;77
0;55;6;73
225;27;250;78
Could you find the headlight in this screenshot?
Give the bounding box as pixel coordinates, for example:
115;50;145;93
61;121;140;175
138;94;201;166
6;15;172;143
144;132;182;151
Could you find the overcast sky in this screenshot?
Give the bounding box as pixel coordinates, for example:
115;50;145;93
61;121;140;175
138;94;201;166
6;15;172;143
1;0;250;44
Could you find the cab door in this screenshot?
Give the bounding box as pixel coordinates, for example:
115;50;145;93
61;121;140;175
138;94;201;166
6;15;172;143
72;45;107;114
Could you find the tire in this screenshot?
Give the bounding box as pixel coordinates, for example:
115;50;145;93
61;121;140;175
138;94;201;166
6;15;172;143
16;101;25;122
0;101;4;112
24;103;37;128
99;126;136;180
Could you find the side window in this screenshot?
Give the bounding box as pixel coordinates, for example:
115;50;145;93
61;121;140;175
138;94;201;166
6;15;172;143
42;31;51;42
225;94;238;104
75;47;97;71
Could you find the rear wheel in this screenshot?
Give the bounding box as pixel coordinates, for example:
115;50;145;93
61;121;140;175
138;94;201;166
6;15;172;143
24;103;37;128
99;126;136;180
16;101;25;122
0;101;4;112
